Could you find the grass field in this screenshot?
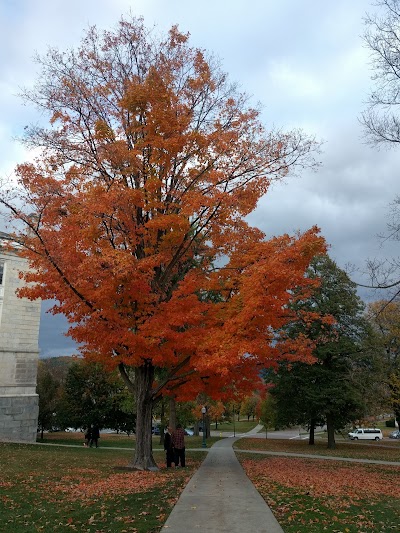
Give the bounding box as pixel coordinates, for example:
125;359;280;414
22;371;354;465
0;441;206;532
234;436;400;461
235;437;400;532
238;452;400;532
36;430;220;449
212;419;258;432
3;430;399;532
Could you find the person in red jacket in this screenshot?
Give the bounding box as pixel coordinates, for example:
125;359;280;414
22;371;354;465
172;424;185;467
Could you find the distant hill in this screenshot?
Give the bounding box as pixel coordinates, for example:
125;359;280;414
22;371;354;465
42;355;76;366
39;355;78;383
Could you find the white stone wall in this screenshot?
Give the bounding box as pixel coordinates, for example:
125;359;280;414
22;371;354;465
0;243;41;442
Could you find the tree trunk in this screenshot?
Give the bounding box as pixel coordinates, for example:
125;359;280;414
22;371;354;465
326;414;336;450
168;396;177;430
159;399;165;447
128;363;158;471
308;418;316;445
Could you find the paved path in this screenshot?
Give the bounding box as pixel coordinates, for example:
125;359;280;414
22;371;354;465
162;426;283;532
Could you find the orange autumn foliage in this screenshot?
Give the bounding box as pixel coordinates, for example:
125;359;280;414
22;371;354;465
206;402;225;422
1;17;328;469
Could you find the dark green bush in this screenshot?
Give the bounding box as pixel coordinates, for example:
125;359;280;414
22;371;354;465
385;419;396;427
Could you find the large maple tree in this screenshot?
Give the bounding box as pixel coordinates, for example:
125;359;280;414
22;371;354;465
0;17;327;469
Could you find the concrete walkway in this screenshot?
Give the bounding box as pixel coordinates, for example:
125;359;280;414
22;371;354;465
162;425;283;532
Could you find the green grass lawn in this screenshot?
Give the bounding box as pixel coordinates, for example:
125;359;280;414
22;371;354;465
212;419;258;432
0;441;206;532
234;436;400;462
177;435;220;448
238;452;400;532
6;432;399;532
37;431;220;449
37;431;136;448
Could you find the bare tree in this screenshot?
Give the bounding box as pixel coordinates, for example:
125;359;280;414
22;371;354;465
361;0;400;146
358;2;400;299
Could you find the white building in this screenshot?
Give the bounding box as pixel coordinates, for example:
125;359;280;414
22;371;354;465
0;231;41;442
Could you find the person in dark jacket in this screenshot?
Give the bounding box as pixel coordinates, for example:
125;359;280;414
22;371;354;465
90;425;100;448
164;426;175;467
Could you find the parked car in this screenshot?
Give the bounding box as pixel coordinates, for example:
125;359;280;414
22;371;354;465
152;426;160;435
389;429;400;439
348;428;383;441
184;428;194;436
188;425;204;433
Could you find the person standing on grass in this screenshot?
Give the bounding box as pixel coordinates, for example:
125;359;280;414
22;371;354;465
164;426;175;468
172;424;185;467
90;425;100;448
84;426;92;447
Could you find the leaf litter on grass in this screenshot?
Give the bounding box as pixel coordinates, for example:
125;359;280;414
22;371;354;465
240;456;400;532
0;443;203;532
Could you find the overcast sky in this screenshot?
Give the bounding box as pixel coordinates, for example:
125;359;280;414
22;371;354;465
1;0;398;358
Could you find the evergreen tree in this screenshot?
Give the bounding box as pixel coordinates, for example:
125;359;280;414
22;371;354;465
37;361;62;438
270;255;370;449
56;360;133;431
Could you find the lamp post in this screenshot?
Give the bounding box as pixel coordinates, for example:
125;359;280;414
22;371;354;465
201;406;207;448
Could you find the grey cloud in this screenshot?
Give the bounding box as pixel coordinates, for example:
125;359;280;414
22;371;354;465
39;301;78;358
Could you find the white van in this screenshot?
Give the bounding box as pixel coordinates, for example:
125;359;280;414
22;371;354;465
348;428;383;441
